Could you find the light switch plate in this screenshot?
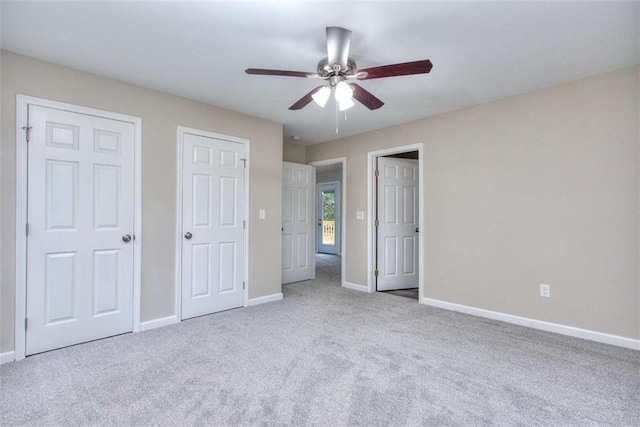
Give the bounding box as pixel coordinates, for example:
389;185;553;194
356;211;364;220
259;209;266;220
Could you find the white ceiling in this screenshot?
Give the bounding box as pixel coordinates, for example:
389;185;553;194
2;1;638;145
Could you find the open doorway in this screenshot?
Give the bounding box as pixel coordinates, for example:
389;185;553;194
377;152;419;300
368;145;424;301
310;159;346;286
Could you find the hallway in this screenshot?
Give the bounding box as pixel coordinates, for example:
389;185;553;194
315;253;341;284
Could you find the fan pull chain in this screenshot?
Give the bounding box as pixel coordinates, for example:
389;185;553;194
335;98;339;134
333;99;351;134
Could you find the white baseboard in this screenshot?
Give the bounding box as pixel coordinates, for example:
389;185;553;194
0;351;15;364
342;282;368;292
421;297;640;351
140;315;179;332
248;293;283;306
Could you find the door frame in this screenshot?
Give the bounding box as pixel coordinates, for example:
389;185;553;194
308;157;346;286
174;126;250;321
14;95;143;361
316;181;341;255
367;144;424;297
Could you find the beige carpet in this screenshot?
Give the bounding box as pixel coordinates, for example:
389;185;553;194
1;254;639;425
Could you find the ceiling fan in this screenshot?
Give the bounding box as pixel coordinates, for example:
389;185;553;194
245;26;433;111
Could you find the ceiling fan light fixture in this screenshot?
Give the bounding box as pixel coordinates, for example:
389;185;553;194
338;97;355;111
312;86;331;107
335;81;354;111
335;81;353;103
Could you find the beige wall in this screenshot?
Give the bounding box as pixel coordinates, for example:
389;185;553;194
307;66;640;339
316;167;341;185
1;51;283;353
283;141;306;163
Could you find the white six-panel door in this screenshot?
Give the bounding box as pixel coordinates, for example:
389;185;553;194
282;162;315;284
26;105;135;355
376;157;419;291
181;132;245;319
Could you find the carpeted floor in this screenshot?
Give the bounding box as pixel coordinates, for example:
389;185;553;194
315;253;341;283
1;254;639;425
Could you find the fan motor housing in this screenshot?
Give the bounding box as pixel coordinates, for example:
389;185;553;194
317;57;357;77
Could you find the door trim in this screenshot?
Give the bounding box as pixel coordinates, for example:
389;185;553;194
367;144;424;297
308;157;346;287
14;95;143;361
175;126;250;321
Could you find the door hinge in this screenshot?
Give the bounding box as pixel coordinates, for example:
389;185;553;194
22;126;33;142
243;281;246;290
375;169;379;177
25;223;29;236
374;269;379;277
25;318;28;330
243;220;246;229
241;158;247;168
375;219;379;227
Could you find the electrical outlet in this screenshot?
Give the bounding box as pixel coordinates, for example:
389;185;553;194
356;211;365;220
540;283;551;298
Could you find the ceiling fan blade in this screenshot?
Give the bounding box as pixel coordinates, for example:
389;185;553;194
289;86;325;110
326;26;352;70
245;68;318;78
349;83;384;110
357;59;433;80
